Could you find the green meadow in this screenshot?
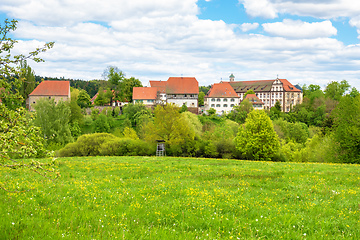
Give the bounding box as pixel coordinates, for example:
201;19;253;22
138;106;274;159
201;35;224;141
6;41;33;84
1;156;359;239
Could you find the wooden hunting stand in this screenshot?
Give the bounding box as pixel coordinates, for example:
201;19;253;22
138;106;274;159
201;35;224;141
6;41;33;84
156;140;166;157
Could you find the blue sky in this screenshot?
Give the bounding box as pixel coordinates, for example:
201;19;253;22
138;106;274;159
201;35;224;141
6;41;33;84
1;0;360;89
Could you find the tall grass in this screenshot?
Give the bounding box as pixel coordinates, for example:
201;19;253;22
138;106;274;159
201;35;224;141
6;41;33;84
1;156;359;239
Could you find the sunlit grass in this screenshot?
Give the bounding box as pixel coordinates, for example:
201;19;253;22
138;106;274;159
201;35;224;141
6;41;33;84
1;156;359;239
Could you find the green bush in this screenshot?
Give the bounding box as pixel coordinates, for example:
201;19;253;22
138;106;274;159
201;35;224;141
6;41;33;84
58;133;116;157
59;133;154;157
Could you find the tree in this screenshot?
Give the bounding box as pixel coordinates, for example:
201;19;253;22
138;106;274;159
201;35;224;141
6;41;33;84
243;89;255;98
123;103;152;128
145;104;196;156
120;77;142;102
235;110;280;161
19;60;36;103
332;95;360;163
324;80;350;101
94;87;110;106
198;92;205;106
33;99;73;146
0;19;54;110
77;89;91;108
0;19;56;190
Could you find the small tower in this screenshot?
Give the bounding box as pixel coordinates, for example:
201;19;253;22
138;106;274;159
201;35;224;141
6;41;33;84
229;73;235;82
156;140;166;157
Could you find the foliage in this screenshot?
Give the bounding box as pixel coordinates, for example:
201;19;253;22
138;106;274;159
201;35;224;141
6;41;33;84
77;89;91;108
93;87;110;106
94;114;110;133
145;104;195;156
0;19;54;110
273;119;309;144
0;105;46;160
179;104;188;113
122;127;139;140
122;103;152;128
119;76;142;102
207;108;216;115
198;92;205;106
332;95;360;163
227;99;253;124
68;100;83;125
324;80;350;101
33;98;73;146
19;60;36;103
58;133;152;157
235;110;280;161
243;89;255;98
58;133;116;157
181;111;203;137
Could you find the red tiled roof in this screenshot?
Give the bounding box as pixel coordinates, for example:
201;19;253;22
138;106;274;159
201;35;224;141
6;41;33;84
133;87;157;100
29;81;70;96
166;77;199;94
279;79;301;92
244;94;264;104
206;82;239;98
149;80;166;93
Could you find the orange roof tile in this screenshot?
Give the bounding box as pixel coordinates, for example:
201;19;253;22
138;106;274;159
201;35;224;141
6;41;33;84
149;80;166;93
244;94;264;104
279;79;301;92
166;77;199;94
29;81;70;96
206;82;239;98
133;87;158;100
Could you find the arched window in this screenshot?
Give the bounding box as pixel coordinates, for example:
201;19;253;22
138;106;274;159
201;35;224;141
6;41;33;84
223;98;228;102
223;104;228;107
230;98;235;102
216;104;220;107
211;98;215;102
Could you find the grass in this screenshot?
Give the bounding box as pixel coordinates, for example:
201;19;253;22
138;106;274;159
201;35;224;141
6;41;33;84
1;156;359;239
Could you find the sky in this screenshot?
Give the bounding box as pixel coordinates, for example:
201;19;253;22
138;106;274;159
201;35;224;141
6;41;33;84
1;0;360;89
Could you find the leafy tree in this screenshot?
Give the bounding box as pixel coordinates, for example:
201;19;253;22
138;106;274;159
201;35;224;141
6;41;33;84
77;89;91;108
199;85;211;94
0;19;54;110
243;89;255;98
324;80;350;101
68;100;83;125
0;19;57;190
120;77;142;102
235;110;280;161
122;127;139;140
19;60;36;103
332;95;360;163
207;108;216;115
198;92;205;106
179;104;188;113
227;99;253;124
349;87;360;98
145;104;195;156
269;100;282;120
123;103;152;128
33;98;73;146
94;87;110;106
94;114;110;133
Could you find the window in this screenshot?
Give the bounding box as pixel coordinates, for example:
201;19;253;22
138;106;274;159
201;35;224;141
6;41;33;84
230;104;234;107
190;94;194;97
48;96;51;99
223;104;228;107
211;98;215;102
223;98;227;102
211;104;215;107
217;98;221;102
184;94;187;97
230;98;235;102
216;104;220;107
279;93;282;97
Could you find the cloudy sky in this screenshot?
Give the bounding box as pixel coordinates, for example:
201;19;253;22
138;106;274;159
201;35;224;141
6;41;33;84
1;0;360;89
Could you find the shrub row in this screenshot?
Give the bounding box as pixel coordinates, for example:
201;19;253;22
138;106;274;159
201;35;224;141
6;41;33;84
58;133;154;157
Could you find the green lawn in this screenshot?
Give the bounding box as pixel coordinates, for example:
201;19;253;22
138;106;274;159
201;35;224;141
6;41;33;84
1;156;359;239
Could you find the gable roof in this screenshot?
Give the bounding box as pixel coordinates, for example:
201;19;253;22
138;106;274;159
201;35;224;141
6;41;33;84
166;77;199;94
149;80;166;93
133;87;158;100
205;82;239;98
279;79;301;92
29;81;70;96
244;94;264;104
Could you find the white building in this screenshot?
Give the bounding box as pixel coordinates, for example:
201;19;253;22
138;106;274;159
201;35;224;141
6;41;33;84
204;82;240;114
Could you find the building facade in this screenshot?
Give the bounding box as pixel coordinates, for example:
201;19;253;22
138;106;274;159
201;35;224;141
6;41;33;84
227;75;302;112
28;81;70;111
204;82;240;114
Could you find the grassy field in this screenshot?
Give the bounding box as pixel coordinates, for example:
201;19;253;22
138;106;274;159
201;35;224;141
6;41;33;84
1;156;359;239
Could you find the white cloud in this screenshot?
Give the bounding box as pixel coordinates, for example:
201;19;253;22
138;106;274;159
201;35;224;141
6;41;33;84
240;0;278;19
240;23;259;32
2;0;360;90
263;19;337;39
